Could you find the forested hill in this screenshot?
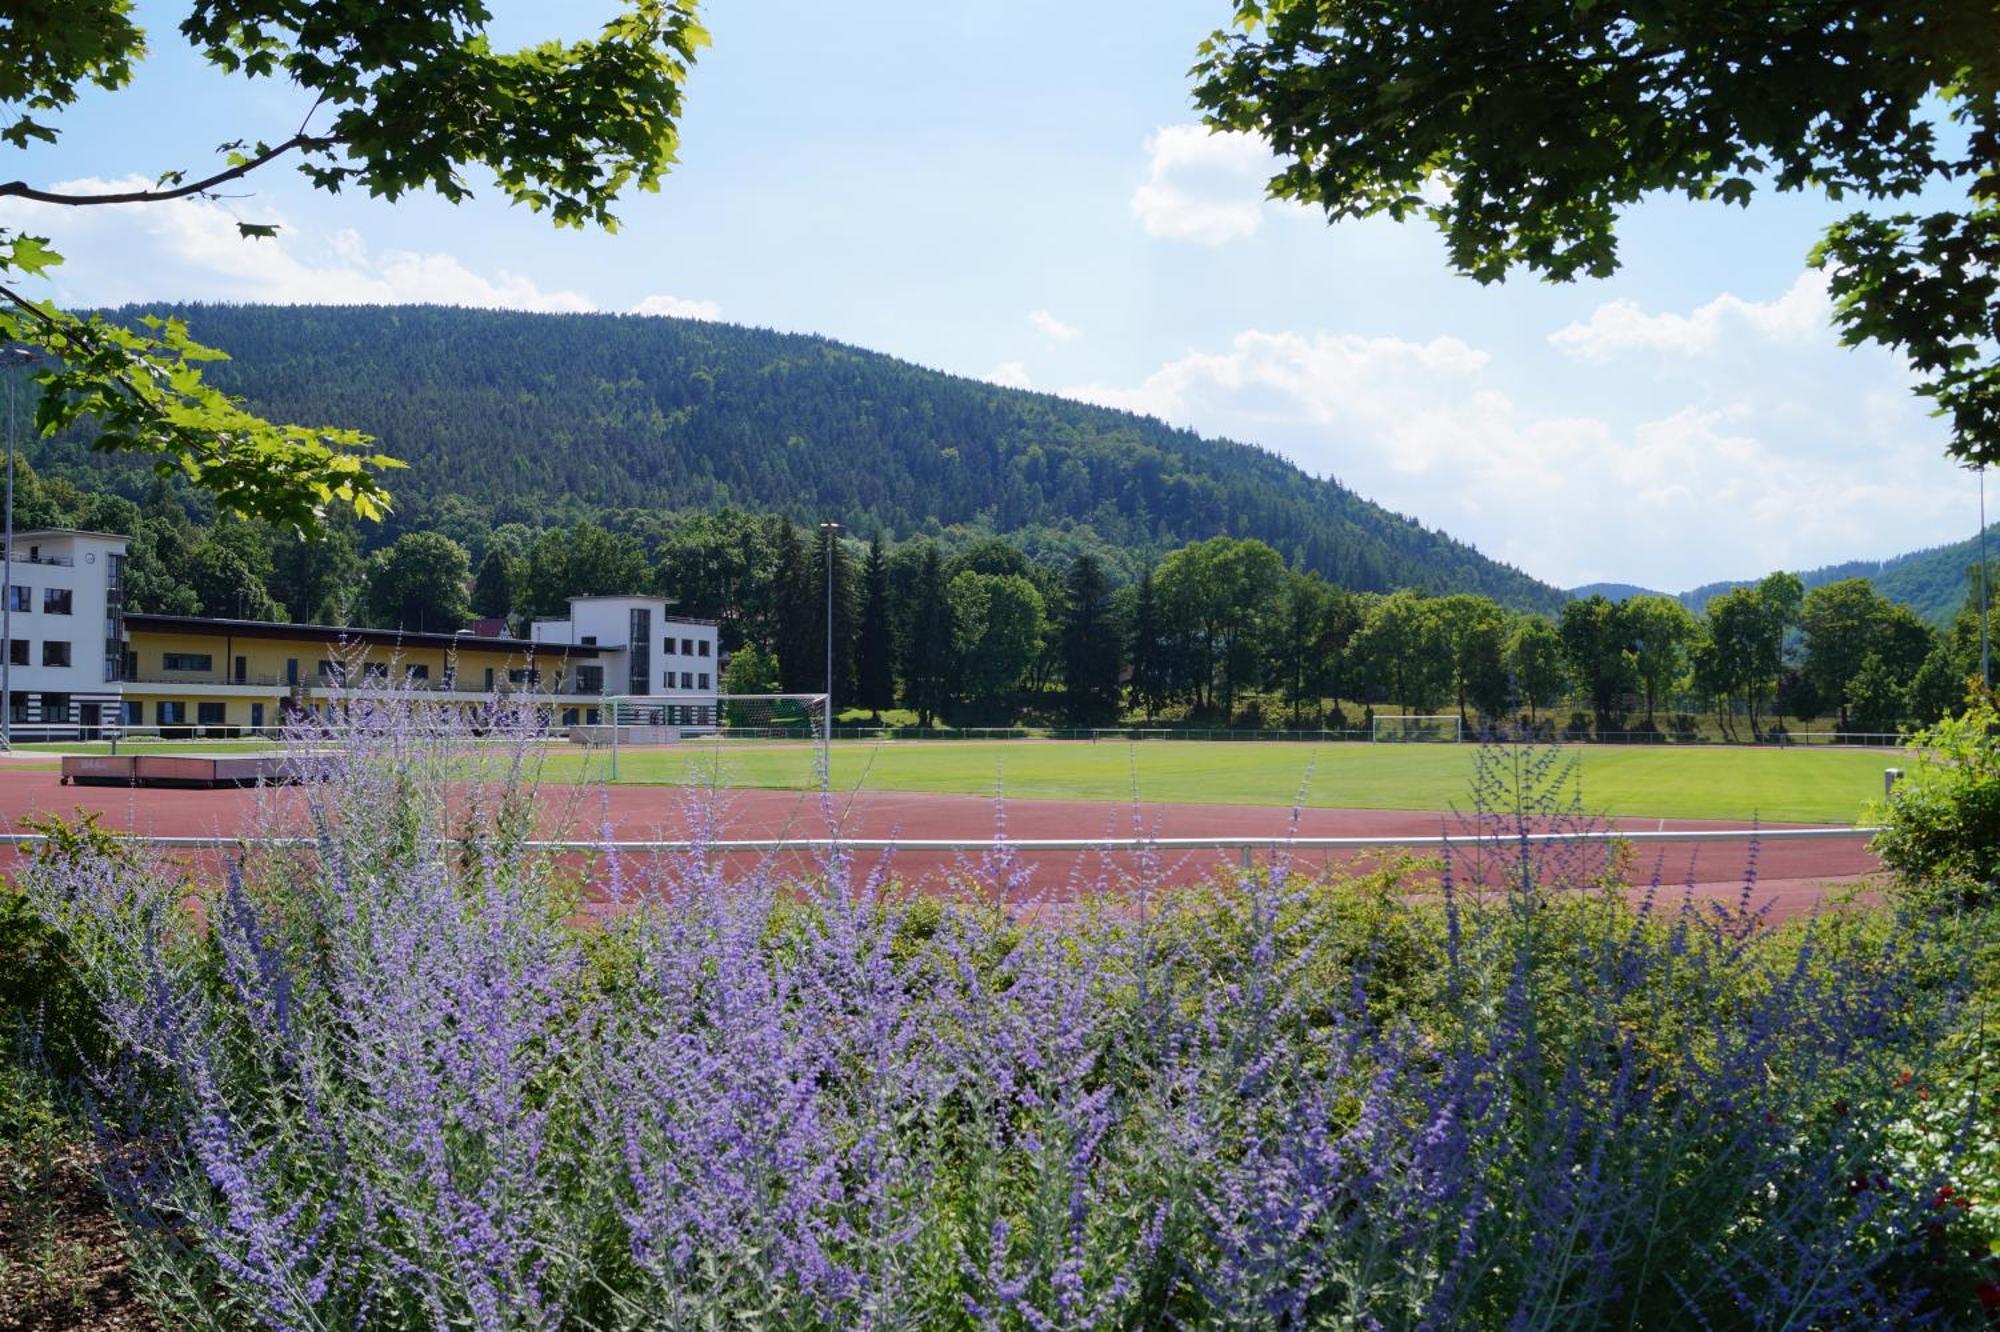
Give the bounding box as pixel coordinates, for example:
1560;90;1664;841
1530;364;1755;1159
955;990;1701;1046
63;303;1562;610
1576;528;1992;626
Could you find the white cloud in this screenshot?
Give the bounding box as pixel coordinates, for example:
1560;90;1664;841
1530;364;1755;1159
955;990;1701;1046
1548;270;1832;361
0;176;595;312
987;361;1033;390
1058;321;1967;589
631;293;722;320
1027;308;1082;342
1129;124;1278;245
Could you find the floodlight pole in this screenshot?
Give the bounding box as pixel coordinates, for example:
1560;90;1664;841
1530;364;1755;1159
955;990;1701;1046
819;521;842;784
1976;466;1992;688
0;347;34;752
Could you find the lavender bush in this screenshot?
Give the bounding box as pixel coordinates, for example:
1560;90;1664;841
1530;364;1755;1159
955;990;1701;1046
18;699;1995;1329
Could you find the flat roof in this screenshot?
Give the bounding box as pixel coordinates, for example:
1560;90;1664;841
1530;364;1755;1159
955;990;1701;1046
124;614;601;657
11;528;129;542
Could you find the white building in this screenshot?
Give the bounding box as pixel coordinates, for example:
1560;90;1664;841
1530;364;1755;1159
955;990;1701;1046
530;595;721;724
2;529;128;735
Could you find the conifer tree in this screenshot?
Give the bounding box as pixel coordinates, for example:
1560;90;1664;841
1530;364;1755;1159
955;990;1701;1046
1059;553;1121;726
470;545;516;621
855;534;896;721
1128;567;1167;722
900;543;954;728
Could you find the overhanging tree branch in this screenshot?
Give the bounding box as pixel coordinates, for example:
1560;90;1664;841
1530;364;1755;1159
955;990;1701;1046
0;133;335;206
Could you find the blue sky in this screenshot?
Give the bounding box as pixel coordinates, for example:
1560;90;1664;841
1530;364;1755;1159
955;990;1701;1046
1;0;1979;590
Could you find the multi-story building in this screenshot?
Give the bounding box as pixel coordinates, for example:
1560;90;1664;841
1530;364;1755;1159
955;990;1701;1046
0;535;720;740
531;595;721;726
2;529;129;735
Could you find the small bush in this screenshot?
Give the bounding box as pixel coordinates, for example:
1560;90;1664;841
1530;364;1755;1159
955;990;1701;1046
1872;686;2000;902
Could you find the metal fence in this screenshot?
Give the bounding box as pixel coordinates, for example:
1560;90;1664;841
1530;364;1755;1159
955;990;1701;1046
0;825;1882;867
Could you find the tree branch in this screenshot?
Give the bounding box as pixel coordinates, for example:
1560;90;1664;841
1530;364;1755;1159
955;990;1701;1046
0;133;334;206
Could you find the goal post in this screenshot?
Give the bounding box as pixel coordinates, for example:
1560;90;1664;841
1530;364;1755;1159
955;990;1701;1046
592;693;831;785
1371;714;1464;743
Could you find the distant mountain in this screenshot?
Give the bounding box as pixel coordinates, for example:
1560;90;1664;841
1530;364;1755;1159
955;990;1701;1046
1567;582;1667;603
39;303;1565;612
1574;529;1994;626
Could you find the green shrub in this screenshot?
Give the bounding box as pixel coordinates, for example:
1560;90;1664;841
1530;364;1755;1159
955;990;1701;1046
1872;686;2000;902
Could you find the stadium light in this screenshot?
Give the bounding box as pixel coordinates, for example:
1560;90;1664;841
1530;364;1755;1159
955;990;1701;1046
1981;466;1992;690
819;521;842;776
0;346;37;752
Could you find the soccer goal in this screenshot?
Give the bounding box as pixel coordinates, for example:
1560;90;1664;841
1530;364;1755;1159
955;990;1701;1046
588;693;832;784
1371;714;1464;743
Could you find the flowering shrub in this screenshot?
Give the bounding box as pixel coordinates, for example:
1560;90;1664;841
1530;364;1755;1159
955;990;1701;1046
18;700;1997;1329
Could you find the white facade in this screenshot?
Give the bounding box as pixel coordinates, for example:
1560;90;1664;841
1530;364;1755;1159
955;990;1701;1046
2;529;128;732
531;595;720;706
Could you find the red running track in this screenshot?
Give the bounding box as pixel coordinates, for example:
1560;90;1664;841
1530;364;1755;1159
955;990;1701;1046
0;764;1880;920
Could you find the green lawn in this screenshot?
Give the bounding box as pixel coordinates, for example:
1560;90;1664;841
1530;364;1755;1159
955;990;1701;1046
551;739;1900;825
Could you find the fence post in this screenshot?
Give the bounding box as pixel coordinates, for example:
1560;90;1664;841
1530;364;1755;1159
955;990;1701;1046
1884;767;1903;800
1239;845;1253;872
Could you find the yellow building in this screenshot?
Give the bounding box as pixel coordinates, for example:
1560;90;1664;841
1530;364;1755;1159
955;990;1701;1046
121;613;608;736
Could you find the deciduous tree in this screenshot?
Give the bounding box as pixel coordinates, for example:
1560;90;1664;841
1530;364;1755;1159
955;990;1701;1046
0;0;706;524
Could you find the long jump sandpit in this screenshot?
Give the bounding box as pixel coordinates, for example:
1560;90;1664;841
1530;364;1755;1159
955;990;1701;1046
0;765;1878;920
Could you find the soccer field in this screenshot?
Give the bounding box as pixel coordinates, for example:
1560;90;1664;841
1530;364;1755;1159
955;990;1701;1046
550;739;1899;825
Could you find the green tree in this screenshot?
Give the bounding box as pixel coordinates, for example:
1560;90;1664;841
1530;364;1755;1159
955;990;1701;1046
1433;593;1507;725
1559;595;1635;734
949;572;1045;716
1801;578;1937;729
1058;553;1122;727
470;545;517;621
1128;566;1169;722
1154;536;1284;717
721;643;779;726
0;0;705;525
1622;594;1698;729
365;531;471;632
899;543;953;728
183;538;285;622
770;519;817;696
854;534;896;722
1352;590;1449;716
1508;616;1567;724
1699;573;1803;737
520;522;649;622
1194;1;1999;465
1845;652;1908;737
267;521;361;624
1909;644;1974;726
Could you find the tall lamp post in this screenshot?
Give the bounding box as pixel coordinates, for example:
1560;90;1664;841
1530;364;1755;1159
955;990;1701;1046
0;346;34;752
1981;466;1992;690
819;520;841;782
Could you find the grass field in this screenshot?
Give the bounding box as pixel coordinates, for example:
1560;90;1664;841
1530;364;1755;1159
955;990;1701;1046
549;738;1898;825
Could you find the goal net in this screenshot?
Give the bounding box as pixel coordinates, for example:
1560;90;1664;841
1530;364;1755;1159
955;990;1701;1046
585;693;832;786
1371;714;1463;743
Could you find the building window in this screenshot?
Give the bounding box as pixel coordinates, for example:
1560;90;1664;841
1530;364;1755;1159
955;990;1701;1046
197;702;226;726
483;667;495;691
157;701;187;725
697;672;710;690
360;662;389;683
508;667;540;687
576;665;604;693
662;637;677;655
581;635;597;646
40;694;68;721
698;640;711;658
5;586;28;612
123;701;142;725
7;640;25;667
681;671;694;689
41;588;71;615
41;641;69;667
318;660;341;684
628;608;652;696
407;663;431;681
163;652;214;672
682;637;695;655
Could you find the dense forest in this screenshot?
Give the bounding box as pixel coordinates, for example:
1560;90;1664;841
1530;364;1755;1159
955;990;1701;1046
33;303;1564;612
